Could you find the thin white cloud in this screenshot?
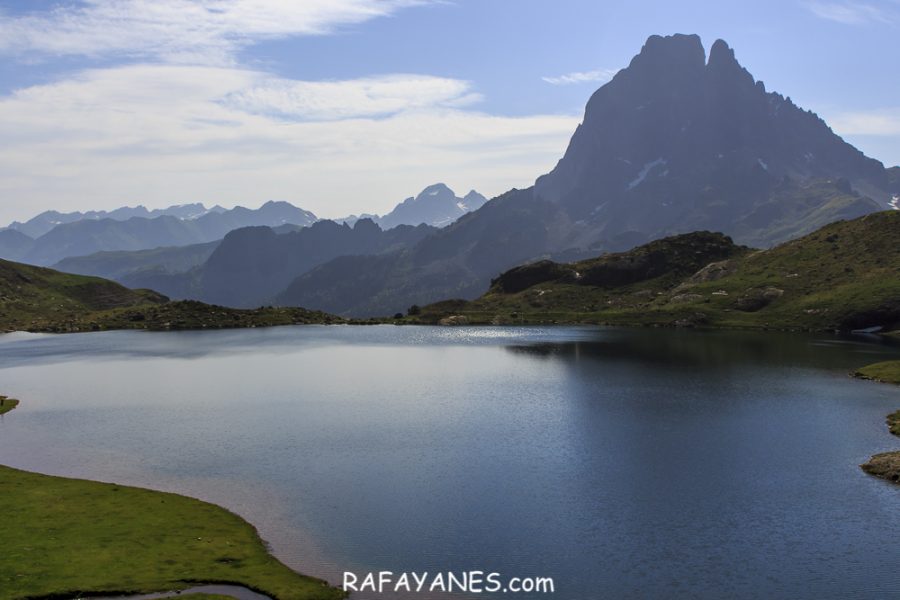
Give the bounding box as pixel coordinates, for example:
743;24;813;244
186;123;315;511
542;69;617;86
830;108;900;135
223;75;483;120
0;65;579;223
803;1;895;25
0;0;432;65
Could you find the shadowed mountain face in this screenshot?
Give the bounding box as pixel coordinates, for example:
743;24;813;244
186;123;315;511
124;219;436;307
534;34;887;248
269;34;892;317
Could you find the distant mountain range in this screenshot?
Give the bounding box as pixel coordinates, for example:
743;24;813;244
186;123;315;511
6;203;223;239
2;183;485;269
0;201;317;267
339;184;487;229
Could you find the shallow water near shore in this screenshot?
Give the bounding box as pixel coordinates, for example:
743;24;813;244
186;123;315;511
1;325;899;600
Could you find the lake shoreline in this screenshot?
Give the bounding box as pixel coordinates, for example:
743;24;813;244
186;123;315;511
853;360;900;484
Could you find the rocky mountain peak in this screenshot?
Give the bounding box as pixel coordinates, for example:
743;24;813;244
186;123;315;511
629;33;705;73
706;38;755;87
535;33;891;230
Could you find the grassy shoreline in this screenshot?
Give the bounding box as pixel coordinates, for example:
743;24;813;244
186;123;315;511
0;400;343;600
853;360;900;484
0;395;19;415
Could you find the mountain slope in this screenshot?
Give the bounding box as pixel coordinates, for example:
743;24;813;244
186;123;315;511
0;229;34;262
416;211;900;331
0;258;167;330
54;241;220;281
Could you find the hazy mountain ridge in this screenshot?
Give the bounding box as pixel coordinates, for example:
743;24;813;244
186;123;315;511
124;218;437;307
54;241;220;281
2;201;317;267
4;203;221;239
6;183;481;274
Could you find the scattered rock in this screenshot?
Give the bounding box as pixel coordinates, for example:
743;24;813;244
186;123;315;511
735;287;784;312
438;315;469;326
670;293;704;304
685;259;737;284
673;312;707;327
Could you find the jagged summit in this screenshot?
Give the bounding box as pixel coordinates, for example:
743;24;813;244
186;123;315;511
536;34;888;247
374;183;487;230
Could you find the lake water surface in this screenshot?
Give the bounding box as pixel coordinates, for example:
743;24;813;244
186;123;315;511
1;326;899;599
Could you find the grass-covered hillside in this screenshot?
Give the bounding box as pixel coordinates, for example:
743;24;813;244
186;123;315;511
415;211;900;332
0;258;167;330
0;258;342;333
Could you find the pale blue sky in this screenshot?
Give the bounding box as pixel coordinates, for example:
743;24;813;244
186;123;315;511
0;0;897;223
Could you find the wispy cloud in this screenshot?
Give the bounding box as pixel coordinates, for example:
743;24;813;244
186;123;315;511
0;0;433;65
803;1;896;25
0;65;578;221
224;75;483;120
541;69;617;86
830;107;900;135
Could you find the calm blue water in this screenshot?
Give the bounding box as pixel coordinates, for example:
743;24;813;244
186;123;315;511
1;326;899;600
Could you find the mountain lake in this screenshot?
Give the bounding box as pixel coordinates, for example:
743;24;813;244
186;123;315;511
1;325;898;599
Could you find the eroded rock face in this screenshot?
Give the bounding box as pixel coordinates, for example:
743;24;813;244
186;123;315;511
734;287;784;312
685;259;738;284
